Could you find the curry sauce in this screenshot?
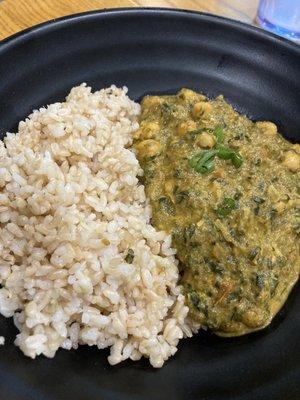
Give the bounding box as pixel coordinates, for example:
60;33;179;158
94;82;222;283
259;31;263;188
134;88;300;336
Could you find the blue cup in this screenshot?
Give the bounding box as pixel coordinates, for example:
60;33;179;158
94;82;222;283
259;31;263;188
257;0;300;43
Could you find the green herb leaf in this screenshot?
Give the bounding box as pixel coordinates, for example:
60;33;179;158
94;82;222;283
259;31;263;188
189;142;243;174
184;224;196;243
202;159;215;174
175;190;189;203
234;190;242;200
216;145;243;168
216;197;236;217
125;249;134;264
294;223;300;235
173;168;184;179
263;258;273;268
269;208;278;221
161;102;175;115
248;247;261;261
252;196;265;204
231;152;243;168
270;277;279;297
229;228;241;240
216;145;233;160
231;307;242;321
227;292;239;302
189;292;200;308
256;274;265;290
198;149;218;164
188;291;208;316
214;126;225;143
158;196;175;215
207;260;224;275
254;205;260;215
189;149;217;174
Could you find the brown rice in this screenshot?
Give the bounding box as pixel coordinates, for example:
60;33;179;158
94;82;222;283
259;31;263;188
0;84;198;367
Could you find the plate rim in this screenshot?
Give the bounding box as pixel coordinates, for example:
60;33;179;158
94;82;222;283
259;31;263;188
0;6;299;400
1;7;300;55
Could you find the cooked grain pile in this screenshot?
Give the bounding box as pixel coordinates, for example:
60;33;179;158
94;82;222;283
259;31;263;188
0;84;197;367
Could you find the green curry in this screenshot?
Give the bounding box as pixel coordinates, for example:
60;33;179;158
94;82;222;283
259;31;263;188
134;88;300;336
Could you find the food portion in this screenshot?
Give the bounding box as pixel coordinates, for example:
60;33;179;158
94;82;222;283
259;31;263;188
134;88;300;336
0;85;197;368
0;84;298;368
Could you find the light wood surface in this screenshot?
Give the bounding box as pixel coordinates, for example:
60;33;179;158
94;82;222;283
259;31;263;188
0;0;259;40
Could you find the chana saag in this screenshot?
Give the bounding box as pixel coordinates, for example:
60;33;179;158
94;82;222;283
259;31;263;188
134;88;300;336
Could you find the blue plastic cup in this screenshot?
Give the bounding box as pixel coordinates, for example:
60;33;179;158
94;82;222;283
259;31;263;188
257;0;300;43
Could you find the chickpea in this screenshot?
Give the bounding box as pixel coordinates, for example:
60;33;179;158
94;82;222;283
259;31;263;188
164;180;174;195
267;184;280;202
292;143;300;154
212;168;225;179
192;102;212;118
140;121;160;139
164;180;175;202
135;139;162;158
196;132;216;148
178;88;205;101
241;309;265;328
132;129;142;140
177;120;197;136
196;219;204;229
256;121;277;136
210;181;222;201
212;243;226;261
142;96;161;108
282;150;300;172
274;201;286;214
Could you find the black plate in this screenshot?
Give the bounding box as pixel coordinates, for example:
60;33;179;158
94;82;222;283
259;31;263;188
0;8;299;400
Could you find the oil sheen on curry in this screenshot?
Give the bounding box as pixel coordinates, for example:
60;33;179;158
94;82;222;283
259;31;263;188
133;88;300;337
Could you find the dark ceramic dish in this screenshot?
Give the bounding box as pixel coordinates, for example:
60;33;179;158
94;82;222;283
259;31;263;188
0;8;299;400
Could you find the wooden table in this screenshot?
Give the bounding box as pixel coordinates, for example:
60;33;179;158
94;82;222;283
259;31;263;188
0;0;259;41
